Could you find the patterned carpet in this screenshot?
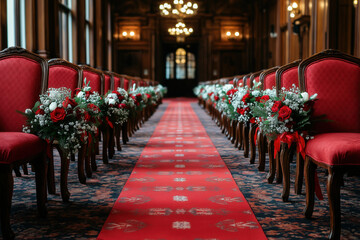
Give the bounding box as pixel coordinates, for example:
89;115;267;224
3;98;360;239
98;99;266;239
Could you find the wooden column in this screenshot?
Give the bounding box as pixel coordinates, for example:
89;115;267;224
77;0;86;64
0;0;7;49
94;0;103;69
34;0;59;59
355;1;360;57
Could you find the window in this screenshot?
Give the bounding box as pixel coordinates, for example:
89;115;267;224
165;48;196;80
85;0;93;65
165;53;175;79
59;0;73;62
6;0;26;48
187;52;196;79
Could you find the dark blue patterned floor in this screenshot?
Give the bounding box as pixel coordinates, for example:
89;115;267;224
2;100;360;240
192;102;360;240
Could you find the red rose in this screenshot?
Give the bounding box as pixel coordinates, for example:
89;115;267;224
260;95;270;103
84;112;91;122
237;108;248;115
303;100;315;111
50;107;66;122
250;117;256;123
35;108;45;115
88;103;99;113
118;95;124;102
242;93;251;103
271;101;282;112
214;95;219;101
118;103;127;109
278;105;292;121
146;93;151;99
255;97;261;102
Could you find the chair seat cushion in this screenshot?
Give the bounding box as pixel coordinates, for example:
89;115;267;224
305;133;360;166
0;132;46;164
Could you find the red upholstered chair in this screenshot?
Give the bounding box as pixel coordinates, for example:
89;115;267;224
104;71;117;159
123;77;130;91
247;70;263;162
232;75;245;150
0;47;47;239
299;50;360;239
103;71;113;95
80;66;106;173
256;67;280;177
112;73;124;150
273;60;303;202
47;59;85;199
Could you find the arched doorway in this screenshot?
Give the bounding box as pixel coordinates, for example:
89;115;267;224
164;46;197;97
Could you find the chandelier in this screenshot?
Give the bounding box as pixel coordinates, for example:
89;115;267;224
159;0;198;18
168;20;193;42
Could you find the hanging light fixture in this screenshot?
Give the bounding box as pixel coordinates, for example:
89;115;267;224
287;1;301;18
168;19;193;42
159;0;198;18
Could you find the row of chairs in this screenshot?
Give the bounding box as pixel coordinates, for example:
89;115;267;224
0;46;160;239
199;49;360;239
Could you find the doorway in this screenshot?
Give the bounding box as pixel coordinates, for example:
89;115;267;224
163;45;198;97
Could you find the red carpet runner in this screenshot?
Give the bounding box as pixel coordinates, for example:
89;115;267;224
98;99;266;240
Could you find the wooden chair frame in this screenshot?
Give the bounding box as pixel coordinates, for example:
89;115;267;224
299;49;360;239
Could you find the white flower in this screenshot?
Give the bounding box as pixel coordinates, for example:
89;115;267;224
49;102;58;112
310;93;318;100
301;92;309;102
108;98;116;105
25;109;32;114
84;86;91;91
77;91;85;98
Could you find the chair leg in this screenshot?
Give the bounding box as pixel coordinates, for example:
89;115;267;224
85;147;92;178
77;146;86;184
258;133;266;171
13;166;22;177
57;148;70;203
230;120;236;144
102;125;109;164
281;143;291;202
275;149;282;183
33;153;47;218
47;149;56;194
0;167;15;240
234;121;239;148
243;123;249;158
238;122;243;150
122;123;128;144
267;140;276;183
91;151;97;172
249;124;257;164
327;168;342;240
304;156;316;219
22;164;28;175
108;127;115;159
295;153;304;195
115;124;122;151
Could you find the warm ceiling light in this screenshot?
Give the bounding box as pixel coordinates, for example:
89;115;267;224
287;5;293;11
290;12;295;18
292;2;298;8
122;31;127;36
354;0;358;7
130;31;135;36
159;1;198;18
235;32;240;37
226;31;231;36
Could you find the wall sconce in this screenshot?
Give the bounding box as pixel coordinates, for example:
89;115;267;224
118;27;140;41
354;0;358;8
222;28;243;41
287;1;301;18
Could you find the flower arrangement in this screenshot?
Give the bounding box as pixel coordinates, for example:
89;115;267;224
102;91;130;126
251;85;318;158
22;88;88;154
231;81;263;123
